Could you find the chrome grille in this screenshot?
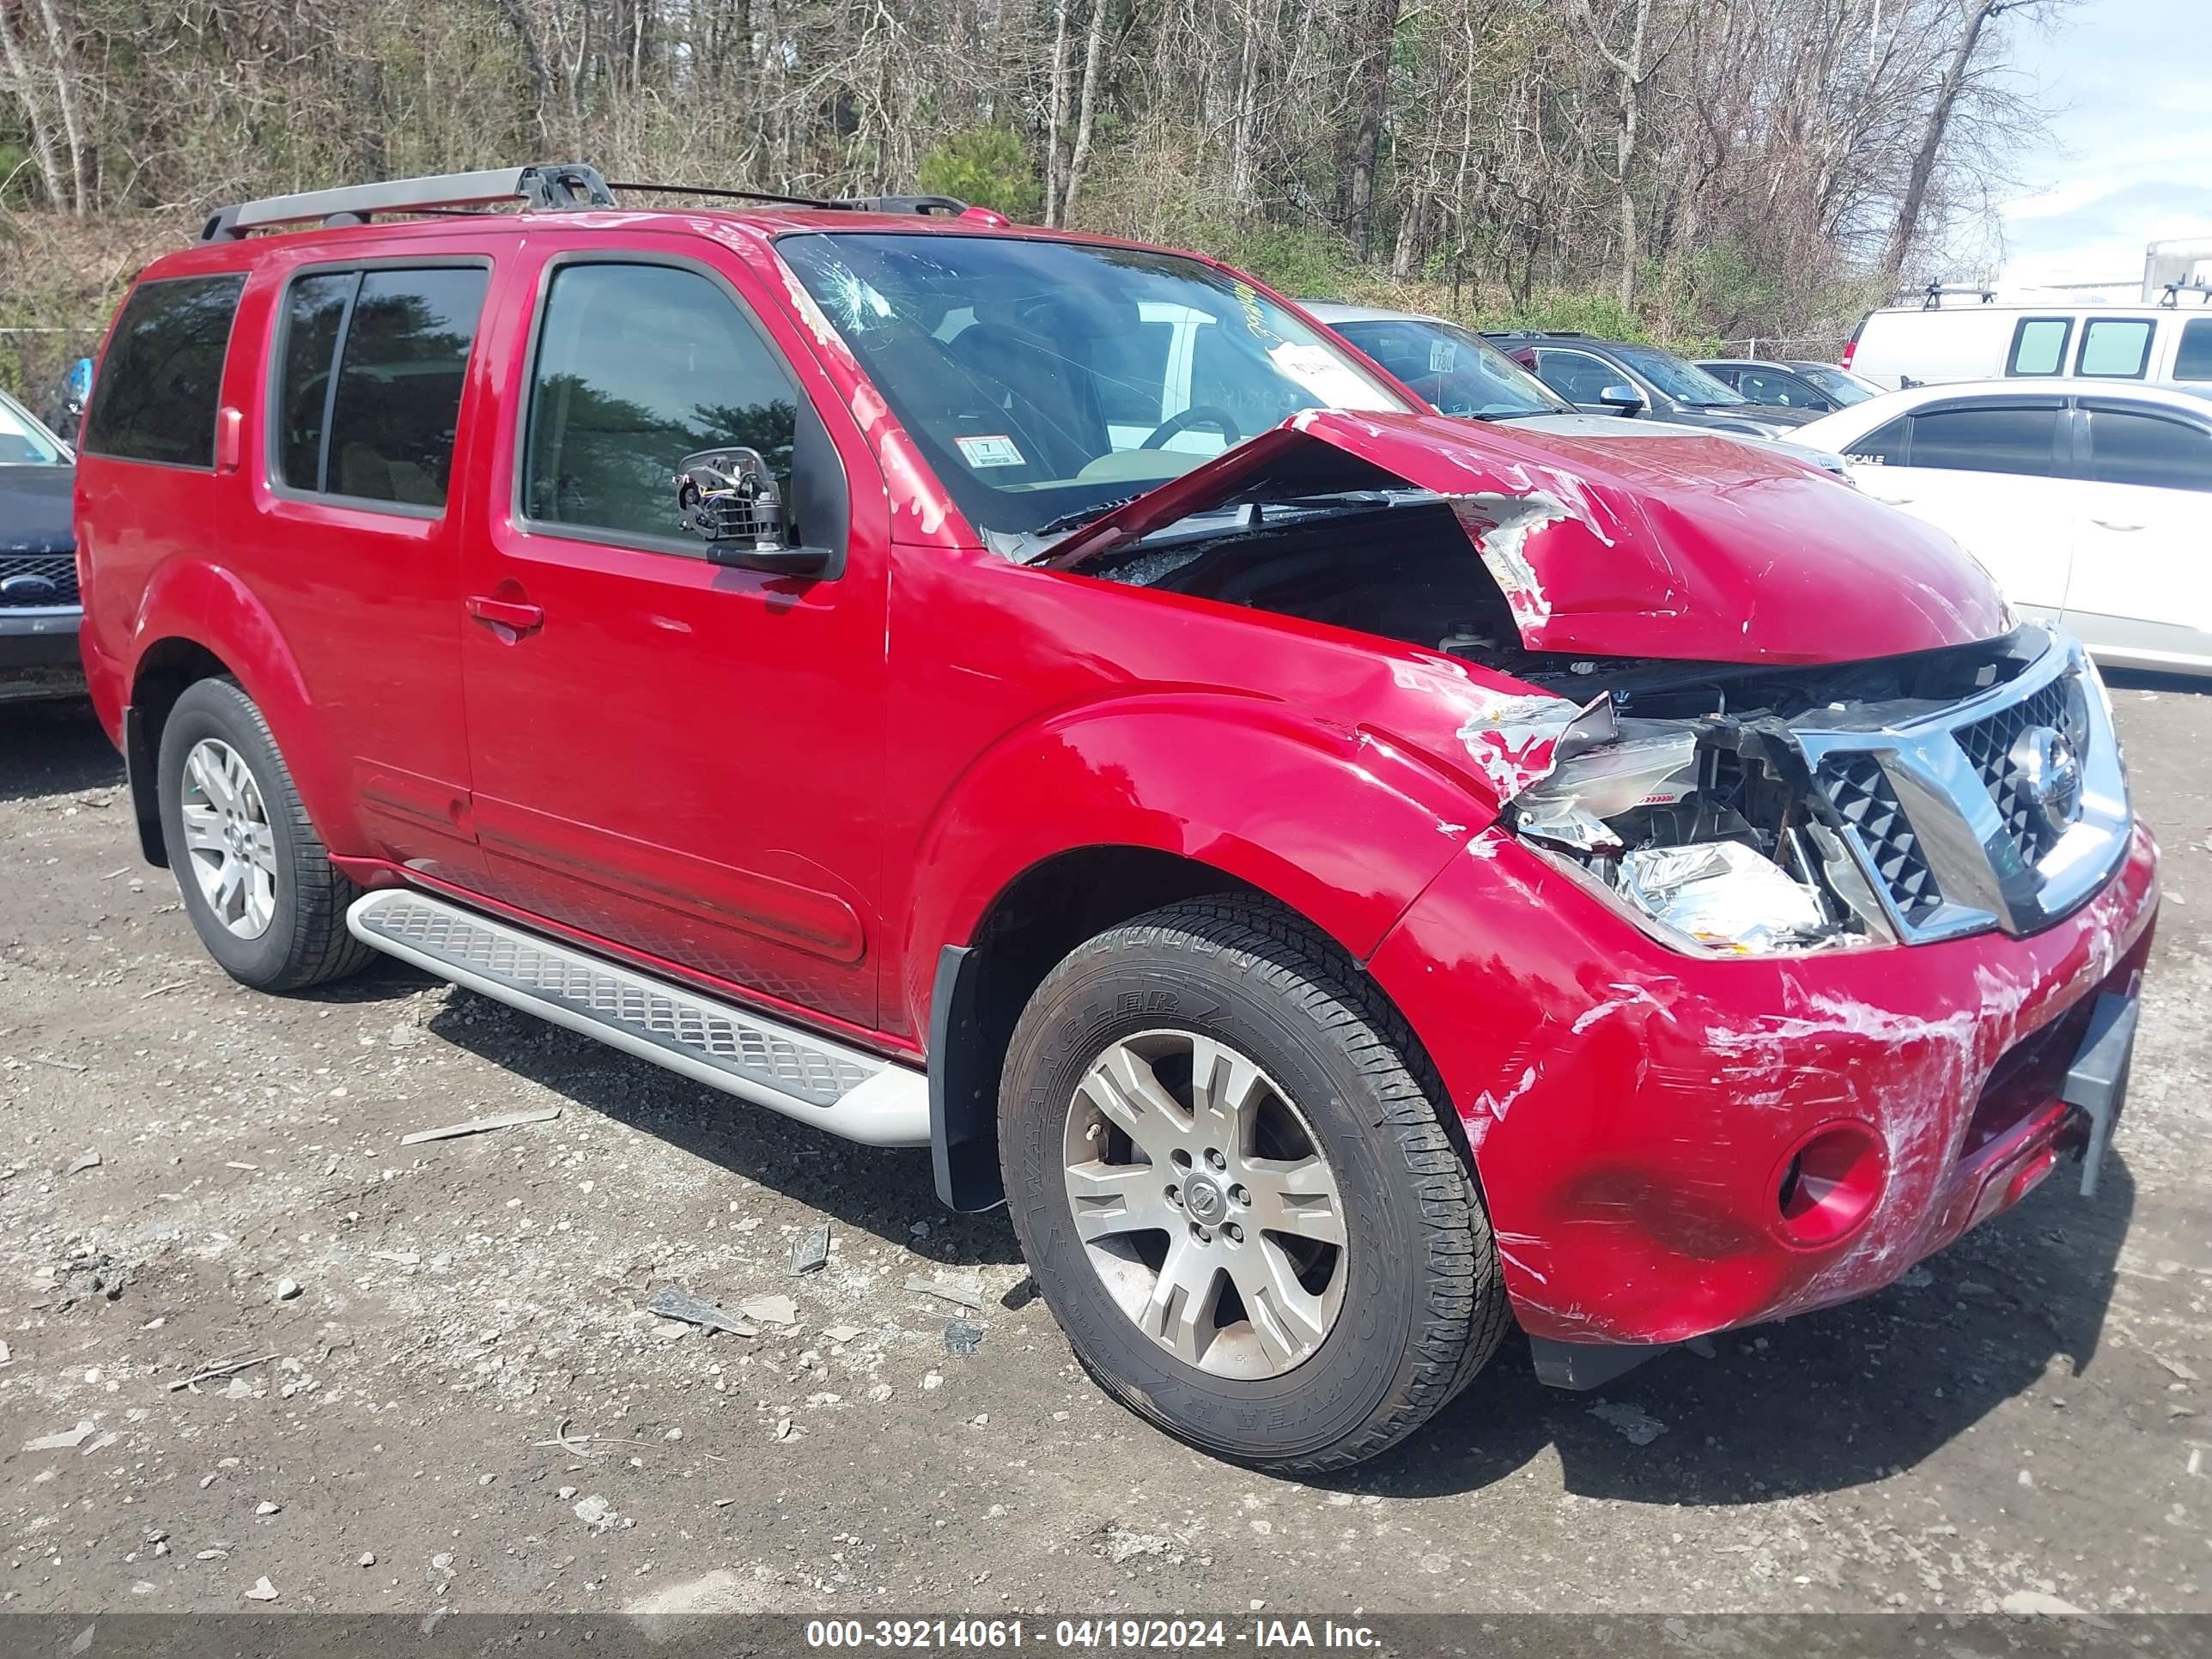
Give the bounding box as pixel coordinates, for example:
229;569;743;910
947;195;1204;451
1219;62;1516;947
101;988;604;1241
1796;635;2129;944
0;552;77;608
1820;755;1942;923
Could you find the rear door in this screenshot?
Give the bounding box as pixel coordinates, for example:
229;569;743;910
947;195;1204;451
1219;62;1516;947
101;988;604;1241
454;236;888;1029
2062;398;2212;671
1843;396;2073;622
235;242;505;875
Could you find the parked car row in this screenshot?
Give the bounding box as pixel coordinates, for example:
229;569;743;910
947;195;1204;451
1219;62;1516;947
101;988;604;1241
59;162;2155;1475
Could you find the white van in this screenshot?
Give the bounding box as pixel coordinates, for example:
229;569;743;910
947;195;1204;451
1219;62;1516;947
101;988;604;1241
1843;300;2212;391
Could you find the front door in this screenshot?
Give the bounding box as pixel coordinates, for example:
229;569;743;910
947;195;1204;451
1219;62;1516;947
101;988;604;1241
2063;399;2212;670
456;240;887;1030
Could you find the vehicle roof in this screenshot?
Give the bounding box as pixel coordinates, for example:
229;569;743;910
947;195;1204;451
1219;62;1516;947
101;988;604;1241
1850;377;2212;410
1694;357;1801;370
1298;301;1450;327
131;204;1194;281
1862;300;2183;318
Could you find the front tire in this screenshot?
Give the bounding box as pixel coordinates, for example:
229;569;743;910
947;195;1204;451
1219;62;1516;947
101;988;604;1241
999;898;1508;1473
156;678;373;992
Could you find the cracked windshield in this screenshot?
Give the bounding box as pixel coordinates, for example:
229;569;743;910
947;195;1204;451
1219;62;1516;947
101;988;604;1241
776;233;1402;541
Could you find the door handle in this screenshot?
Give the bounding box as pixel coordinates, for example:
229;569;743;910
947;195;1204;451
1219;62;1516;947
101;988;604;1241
466;594;545;634
2090;518;2143;532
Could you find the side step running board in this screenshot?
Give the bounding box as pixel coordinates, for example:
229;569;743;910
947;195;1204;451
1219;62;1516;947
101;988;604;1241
346;890;928;1148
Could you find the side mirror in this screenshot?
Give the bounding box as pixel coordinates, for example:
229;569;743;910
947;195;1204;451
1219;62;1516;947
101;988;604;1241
676;446;834;578
1597;383;1645;413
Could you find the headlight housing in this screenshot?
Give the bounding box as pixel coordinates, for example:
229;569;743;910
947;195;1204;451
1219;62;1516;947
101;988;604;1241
1508;707;1895;957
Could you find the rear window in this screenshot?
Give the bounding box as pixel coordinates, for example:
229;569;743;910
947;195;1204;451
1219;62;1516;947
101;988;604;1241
273;265;489;509
82;274;245;468
1905;405;2059;477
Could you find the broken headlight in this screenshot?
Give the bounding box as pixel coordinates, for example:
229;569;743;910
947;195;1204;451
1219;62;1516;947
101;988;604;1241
1509;712;1894;957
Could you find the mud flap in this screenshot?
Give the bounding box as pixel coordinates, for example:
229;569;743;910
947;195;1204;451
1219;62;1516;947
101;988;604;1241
2061;991;2137;1200
1527;1335;1672;1391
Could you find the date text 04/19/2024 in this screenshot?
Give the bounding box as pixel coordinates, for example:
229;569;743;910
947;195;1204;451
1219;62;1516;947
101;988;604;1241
803;1619;1382;1650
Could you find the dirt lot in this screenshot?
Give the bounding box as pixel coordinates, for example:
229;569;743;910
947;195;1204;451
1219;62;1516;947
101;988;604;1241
3;681;2209;1620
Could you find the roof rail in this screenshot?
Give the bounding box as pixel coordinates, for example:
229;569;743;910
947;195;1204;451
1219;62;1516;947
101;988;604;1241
201;162;614;242
605;182;968;216
202;167;975;242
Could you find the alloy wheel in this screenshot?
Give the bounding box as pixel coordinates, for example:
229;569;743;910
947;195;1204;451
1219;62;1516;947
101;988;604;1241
178;738;278;940
1060;1030;1347;1378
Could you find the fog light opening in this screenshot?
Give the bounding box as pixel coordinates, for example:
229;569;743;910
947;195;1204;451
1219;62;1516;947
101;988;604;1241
1771;1122;1886;1250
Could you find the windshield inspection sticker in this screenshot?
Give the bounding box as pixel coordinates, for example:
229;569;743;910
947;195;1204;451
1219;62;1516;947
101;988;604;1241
1429;338;1457;374
957;434;1026;469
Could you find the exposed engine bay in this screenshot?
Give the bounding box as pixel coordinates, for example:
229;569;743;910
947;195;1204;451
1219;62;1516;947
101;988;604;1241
1074;491;2058;956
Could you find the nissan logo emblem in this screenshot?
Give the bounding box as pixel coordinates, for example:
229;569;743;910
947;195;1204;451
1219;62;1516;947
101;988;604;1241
2008;724;2083;842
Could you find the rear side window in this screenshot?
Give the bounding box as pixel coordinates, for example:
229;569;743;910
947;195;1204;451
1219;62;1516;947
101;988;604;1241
2006;317;2071;377
1905;405;2060;477
2083;407;2212;493
1846;417;1910;465
2075;318;2153;378
521;261;798;546
82;274;245;467
274;265;489;509
2175;318;2212;381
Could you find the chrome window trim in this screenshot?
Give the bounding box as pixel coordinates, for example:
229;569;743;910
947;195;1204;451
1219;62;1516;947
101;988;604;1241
1792;631;2130;943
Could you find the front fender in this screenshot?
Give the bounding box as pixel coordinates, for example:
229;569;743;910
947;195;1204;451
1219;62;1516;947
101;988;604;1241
897;690;1490;1040
126;559;363;856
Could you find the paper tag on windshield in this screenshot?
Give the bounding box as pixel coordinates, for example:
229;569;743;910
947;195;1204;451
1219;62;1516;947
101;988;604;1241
1267;342;1395;411
957;434;1025;468
1428;339;1457;374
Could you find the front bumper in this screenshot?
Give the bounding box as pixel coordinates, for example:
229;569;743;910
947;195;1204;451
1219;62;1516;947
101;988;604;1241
1368;817;2160;1349
0;607;86;696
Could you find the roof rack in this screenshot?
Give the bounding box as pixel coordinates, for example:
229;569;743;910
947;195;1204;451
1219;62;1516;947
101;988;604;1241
201;162;615;242
1911;281;1997;310
200;163;973;242
2158;280;2212;309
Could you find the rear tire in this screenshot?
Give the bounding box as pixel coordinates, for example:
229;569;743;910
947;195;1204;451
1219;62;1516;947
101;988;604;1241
999;897;1508;1473
156;678;374;992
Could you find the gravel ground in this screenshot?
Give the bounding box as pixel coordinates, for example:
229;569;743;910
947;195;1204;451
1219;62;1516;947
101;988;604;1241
2;681;2209;1620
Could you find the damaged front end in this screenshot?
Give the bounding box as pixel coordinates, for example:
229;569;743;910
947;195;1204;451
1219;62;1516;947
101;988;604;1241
1042;410;2125;958
1502;696;1888;957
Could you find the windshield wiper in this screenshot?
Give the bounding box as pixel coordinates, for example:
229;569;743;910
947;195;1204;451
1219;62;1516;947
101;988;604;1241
1029;496;1138;540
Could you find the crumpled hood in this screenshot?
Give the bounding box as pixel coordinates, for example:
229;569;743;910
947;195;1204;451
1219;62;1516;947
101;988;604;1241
1048;409;2010;665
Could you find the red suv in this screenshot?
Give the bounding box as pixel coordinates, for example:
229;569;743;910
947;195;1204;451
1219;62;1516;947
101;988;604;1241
74;164;2156;1472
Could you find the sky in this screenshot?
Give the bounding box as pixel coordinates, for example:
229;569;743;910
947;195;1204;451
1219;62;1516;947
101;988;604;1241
1992;0;2212;291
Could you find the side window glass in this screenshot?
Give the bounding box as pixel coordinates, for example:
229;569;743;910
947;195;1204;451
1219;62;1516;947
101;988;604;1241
1905;406;2058;476
2076;318;2152;378
2007;318;2070;377
524;262;798;544
2174;318;2212;381
273;266;489;508
82;274;245;467
1741;371;1809;406
325;270;489;507
1535;350;1617;402
276;273;353;490
1846;417;1909;465
2085;408;2212;493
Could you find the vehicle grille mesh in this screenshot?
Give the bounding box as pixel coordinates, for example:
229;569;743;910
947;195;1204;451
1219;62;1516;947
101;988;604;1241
1954;677;2075;864
0;553;77;607
1820;754;1944;923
